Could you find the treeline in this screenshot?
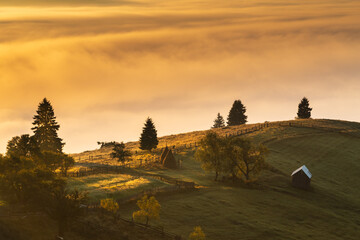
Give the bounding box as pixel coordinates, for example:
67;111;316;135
107;97;312;170
0;98;86;238
212;97;312;128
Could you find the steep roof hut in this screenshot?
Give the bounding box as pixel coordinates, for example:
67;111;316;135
162;149;177;169
160;146;169;163
291;165;312;189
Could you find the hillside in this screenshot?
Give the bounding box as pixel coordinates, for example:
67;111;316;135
70;119;360;239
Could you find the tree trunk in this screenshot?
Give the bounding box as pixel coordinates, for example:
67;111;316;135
214;171;218;181
245;172;249;181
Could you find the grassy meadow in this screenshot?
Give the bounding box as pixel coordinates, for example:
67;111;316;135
67;174;170;204
68;119;360;239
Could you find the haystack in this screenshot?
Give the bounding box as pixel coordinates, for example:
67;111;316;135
160;146;169;163
162;149;177;169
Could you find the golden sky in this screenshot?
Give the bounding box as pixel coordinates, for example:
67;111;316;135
1;0;360;153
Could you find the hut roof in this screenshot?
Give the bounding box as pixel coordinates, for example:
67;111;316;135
291;165;312;179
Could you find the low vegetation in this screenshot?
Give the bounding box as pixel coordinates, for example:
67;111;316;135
100;198;119;221
195;132;268;182
132;195;161;226
189;226;206;240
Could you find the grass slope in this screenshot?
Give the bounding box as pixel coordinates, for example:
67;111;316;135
113;119;360;239
67;174;170;204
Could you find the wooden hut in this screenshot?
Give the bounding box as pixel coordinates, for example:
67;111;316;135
291;165;312;189
162;149;177;169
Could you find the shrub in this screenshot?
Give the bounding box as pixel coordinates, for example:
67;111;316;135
132;195;160;225
189;226;206;240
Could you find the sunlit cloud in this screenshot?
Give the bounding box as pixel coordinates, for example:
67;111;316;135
0;0;359;153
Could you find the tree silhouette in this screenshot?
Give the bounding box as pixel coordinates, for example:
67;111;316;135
139;117;158;151
195;132;224;181
223;137;267;181
212;113;225;128
32;98;64;153
227;100;247;126
297;97;312;119
110;142;132;165
6;134;32;158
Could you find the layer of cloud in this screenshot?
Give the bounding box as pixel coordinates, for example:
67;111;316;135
0;0;360;153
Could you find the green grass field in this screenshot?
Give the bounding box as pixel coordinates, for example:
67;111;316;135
41;119;359;239
67;174;170;204
1;119;359;239
111;119;360;240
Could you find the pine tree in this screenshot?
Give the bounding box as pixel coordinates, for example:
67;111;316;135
139;117;159;151
32;98;64;153
227;100;247;126
297;97;312;119
212;113;225;128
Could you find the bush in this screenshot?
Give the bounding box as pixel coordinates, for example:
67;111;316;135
189;226;206;240
132;195;160;225
100;198;119;221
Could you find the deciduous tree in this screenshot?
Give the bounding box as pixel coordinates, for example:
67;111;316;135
110;142;132;166
43;181;88;238
224;138;268;181
101;198;119;222
132;195;160;226
195;132;224;181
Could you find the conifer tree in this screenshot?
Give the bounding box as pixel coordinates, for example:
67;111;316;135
297;97;312;119
227;100;247;126
32;98;64;153
212;113;225;128
139;117;158;151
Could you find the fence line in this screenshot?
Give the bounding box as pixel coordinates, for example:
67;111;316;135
76;120;352;163
81;203;182;239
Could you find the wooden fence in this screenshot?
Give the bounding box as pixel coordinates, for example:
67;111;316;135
75;120;356;165
81;203;182;239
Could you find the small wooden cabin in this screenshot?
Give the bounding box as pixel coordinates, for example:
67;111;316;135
291;165;312;189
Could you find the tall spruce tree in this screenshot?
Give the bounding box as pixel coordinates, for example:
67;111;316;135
139;117;159;151
297;97;312;119
227;100;247;126
32;98;64;153
212;113;225;128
